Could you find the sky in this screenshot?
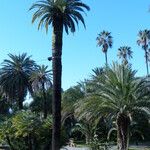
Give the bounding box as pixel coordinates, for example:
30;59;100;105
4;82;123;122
0;0;150;90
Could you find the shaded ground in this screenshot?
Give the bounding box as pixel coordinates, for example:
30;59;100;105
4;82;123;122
61;146;89;150
61;145;150;150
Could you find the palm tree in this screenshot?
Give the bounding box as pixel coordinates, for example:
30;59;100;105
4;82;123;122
30;0;90;149
117;46;133;65
30;89;53;116
0;53;36;110
30;65;52;119
76;63;150;150
71;120;97;144
96;30;113;65
137;29;150;75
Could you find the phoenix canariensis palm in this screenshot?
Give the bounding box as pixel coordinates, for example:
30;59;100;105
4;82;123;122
30;0;90;149
0;53;36;110
30;65;52;119
76;63;150;150
117;46;133;65
96;30;113;65
137;29;150;76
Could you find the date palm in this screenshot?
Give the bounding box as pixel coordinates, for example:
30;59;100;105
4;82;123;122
96;30;113;65
30;0;90;149
137;29;150;76
76;63;150;150
30;65;52;119
117;46;133;65
0;53;36;110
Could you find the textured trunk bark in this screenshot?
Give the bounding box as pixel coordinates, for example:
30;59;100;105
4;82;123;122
116;113;130;150
6;135;15;150
145;50;149;76
51;16;63;150
144;39;149;76
28;83;34;97
85;134;92;144
105;52;108;66
18;97;23;110
28;133;32;150
18;85;24;110
42;82;47;119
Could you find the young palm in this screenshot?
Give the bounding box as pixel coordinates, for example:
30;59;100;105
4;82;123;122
76;63;150;150
137;29;150;76
30;65;52;119
96;30;113;65
0;53;36;110
117;46;133;65
30;0;90;149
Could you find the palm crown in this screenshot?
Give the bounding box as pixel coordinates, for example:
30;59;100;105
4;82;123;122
137;29;150;75
30;65;52;92
30;0;90;33
76;63;150;124
0;53;36;109
96;30;113;52
117;46;133;64
137;29;150;48
75;63;150;149
96;30;113;65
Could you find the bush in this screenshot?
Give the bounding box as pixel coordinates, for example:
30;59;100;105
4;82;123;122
0;110;52;150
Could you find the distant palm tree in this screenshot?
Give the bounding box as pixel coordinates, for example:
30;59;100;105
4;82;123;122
30;89;53;116
96;30;113;65
30;65;52;119
137;29;150;75
76;63;150;150
30;0;90;149
0;53;36;110
117;46;133;65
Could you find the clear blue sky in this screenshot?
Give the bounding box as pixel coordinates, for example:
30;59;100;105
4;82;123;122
0;0;150;90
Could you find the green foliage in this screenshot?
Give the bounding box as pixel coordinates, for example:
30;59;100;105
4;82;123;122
89;134;111;150
0;53;37;109
30;65;52;92
30;89;52;114
117;46;133;65
30;0;90;33
74;63;150;148
76;63;150;121
0;110;52;150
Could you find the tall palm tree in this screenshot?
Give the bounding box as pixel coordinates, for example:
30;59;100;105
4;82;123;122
117;46;133;65
30;65;52;119
137;29;150;76
0;53;36;110
30;0;90;149
96;30;113;65
76;63;150;150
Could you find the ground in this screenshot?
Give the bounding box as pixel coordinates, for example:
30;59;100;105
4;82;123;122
61;146;150;150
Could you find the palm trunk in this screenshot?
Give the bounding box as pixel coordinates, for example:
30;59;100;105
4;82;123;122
28;133;32;150
145;50;149;76
28;82;34;97
18;97;23;110
18;85;24;110
85;134;92;144
51;16;63;150
105;52;108;66
144;39;149;76
6;135;15;150
42;82;47;119
116;113;130;150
